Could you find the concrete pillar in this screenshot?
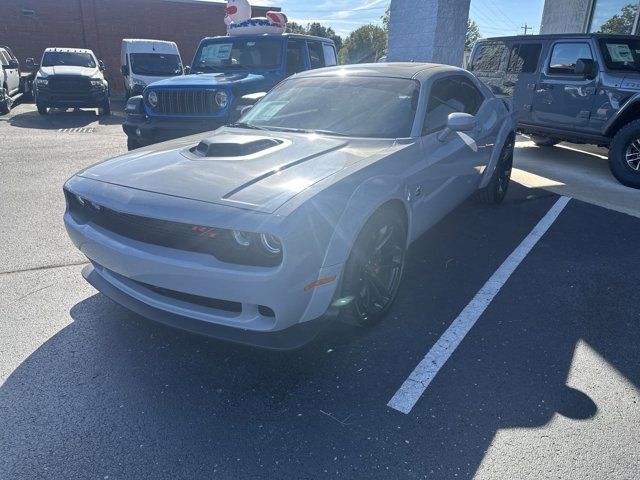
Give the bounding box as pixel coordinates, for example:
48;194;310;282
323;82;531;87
540;0;593;34
387;0;471;67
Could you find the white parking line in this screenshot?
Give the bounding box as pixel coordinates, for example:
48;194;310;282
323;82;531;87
387;196;572;414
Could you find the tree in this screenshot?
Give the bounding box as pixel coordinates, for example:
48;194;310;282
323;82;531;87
466;19;481;51
307;22;343;52
338;24;388;64
382;5;390;32
598;3;638;34
286;21;308;35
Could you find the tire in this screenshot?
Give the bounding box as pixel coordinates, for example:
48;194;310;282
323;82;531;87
338;206;407;327
608;119;640;189
36;102;48;115
476;135;514;205
99;97;111;116
530;135;559;147
127;137;141;151
0;87;12;114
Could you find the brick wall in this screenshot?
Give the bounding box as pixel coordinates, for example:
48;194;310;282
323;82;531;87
0;0;276;92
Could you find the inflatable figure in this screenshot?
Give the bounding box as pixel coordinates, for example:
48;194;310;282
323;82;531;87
225;0;288;36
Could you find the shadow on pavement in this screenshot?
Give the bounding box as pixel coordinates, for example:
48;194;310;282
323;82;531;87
1;184;638;478
7;102;125;130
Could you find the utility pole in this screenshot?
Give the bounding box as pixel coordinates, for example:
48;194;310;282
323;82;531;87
521;23;532;35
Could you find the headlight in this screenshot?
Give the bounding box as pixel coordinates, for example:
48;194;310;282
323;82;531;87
215;90;229;108
232;230;252;247
90;79;104;87
260;233;282;254
35;78;48;87
147;91;158;108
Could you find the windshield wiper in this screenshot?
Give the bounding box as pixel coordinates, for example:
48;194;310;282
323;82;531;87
262;126;351;137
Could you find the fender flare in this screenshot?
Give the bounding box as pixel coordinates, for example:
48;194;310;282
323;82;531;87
321;174;410;269
602;92;640;137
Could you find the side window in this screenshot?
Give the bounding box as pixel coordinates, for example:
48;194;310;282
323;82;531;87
470;42;507;72
0;50;8;66
285;40;306;76
507;43;542;73
423;77;485;135
548;42;593;75
322;44;337;66
307;41;325;69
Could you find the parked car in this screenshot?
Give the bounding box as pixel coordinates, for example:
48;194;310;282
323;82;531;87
469;33;640;189
123;33;338;150
0;45;36;114
64;63;516;349
34;48;110;116
121;39;183;99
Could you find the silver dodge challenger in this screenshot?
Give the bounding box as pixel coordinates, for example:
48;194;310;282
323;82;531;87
64;63;516;349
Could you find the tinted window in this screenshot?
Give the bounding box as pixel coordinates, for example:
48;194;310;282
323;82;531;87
323;44;337;66
241;76;420;138
286;40;306;76
193;39;282;71
42;52;96;68
599;38;640;71
507;43;542;73
129;53;182;76
423;76;484;135
470;42;507;72
308;41;325;69
548;43;593;75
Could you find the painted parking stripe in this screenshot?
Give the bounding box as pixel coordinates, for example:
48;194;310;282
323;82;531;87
388;196;571;414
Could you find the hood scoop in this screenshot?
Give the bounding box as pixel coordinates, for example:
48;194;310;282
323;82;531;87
192;134;283;159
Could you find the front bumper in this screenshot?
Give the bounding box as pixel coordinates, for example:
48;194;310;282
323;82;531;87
123;114;229;146
63;180;343;349
37;88;108;107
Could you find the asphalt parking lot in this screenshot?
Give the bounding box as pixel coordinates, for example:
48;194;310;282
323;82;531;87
1;101;639;479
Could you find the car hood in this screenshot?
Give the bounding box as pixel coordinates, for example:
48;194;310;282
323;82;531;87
621;73;640;90
40;65;99;77
77;127;392;214
147;72;264;88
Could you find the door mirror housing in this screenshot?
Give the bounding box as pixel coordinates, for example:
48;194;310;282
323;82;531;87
437;113;478;142
184;65;191;74
575;58;596;79
121;65;129;76
7;58;20;69
25;58;35;70
98;60;105;71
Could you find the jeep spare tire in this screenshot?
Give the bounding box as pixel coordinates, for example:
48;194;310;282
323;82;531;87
609;119;640;189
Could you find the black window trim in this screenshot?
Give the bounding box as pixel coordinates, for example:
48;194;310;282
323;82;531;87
546;41;594;77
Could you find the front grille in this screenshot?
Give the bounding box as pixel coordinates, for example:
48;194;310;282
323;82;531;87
134;279;242;313
152;89;222;115
49;76;91;93
64;190;282;267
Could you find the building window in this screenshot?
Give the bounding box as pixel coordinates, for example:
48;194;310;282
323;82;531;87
589;1;640;34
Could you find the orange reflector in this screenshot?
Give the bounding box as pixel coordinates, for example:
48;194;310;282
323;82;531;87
304;276;337;292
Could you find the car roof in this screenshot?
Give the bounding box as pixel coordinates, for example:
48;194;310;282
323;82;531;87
294;62;464;80
479;33;640;42
44;47;95;54
122;39;178;45
200;33;335;44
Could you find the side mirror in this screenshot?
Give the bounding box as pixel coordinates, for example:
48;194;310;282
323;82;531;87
184;65;191;74
99;60;105;71
25;58;35;70
575;58;596;79
437;113;478;142
240;105;254;116
121;65;129;76
8;58;20;69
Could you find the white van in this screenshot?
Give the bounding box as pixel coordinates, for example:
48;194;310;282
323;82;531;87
120;39;183;98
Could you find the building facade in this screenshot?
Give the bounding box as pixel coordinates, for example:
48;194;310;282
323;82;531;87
0;0;276;92
541;0;640;35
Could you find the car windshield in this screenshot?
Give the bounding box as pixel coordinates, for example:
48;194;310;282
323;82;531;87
130;53;182;76
42;52;96;68
193;39;282;71
599;39;640;72
238;76;420;138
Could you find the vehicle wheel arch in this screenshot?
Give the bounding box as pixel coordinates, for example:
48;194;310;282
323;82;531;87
321;176;410;269
604;94;640;138
478;123;516;190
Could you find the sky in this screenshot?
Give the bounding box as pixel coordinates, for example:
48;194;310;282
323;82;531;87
249;0;547;38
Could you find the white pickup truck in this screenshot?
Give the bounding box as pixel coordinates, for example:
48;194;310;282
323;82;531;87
0;45;35;114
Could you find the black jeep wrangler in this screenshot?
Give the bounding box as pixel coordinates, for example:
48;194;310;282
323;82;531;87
470;34;640;189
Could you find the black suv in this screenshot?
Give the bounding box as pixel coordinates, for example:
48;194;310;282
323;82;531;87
470;34;640;188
